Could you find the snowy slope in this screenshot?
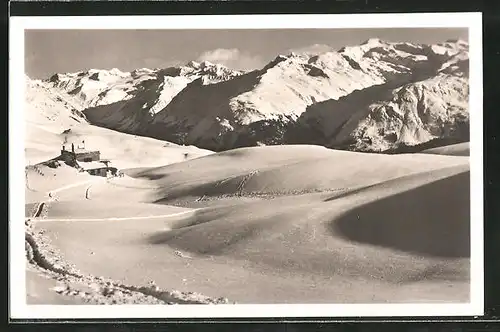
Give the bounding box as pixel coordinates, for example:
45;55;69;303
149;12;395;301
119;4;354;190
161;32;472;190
25;77;89;163
46;39;470;152
26;76;87;126
24;77;214;166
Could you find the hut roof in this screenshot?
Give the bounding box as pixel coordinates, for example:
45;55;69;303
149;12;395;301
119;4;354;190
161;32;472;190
74;148;99;154
78;161;110;170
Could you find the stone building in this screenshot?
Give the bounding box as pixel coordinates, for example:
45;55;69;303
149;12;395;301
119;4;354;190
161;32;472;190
58;142;116;177
60;143;100;164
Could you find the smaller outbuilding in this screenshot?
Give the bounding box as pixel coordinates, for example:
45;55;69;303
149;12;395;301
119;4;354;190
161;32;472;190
78;161;118;177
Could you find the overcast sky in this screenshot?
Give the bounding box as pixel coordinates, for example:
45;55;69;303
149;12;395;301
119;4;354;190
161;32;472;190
25;28;468;79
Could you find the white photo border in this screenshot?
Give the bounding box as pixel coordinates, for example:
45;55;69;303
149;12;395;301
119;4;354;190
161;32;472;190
9;12;484;319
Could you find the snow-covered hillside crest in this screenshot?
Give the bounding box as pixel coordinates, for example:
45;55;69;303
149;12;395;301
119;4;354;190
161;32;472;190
44;38;469;152
25;76;89;164
26;76;88;127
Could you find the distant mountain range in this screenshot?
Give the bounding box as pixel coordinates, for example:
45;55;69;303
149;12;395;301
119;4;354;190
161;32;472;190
29;38;469;153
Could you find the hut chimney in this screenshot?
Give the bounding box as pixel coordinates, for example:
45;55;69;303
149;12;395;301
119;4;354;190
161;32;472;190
62;145;65;151
71;143;75;153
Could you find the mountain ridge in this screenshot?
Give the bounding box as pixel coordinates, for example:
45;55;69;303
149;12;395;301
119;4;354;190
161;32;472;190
38;38;470;153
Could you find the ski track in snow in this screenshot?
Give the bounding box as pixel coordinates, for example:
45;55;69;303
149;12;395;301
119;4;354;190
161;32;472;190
25;176;355;304
25;180;230;305
31;210;198;223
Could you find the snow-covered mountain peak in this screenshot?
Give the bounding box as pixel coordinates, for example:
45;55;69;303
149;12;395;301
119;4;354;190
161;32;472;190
339;39;423;62
184;59;230;71
39;60;247;128
180;60;243;79
108;67;127;76
266;54;289;66
361;38;389;47
47;68;131;84
186;60;201;69
199;60;215;69
131;68;155;77
261;53;310;72
38;37;469;153
87;69;130;82
195;62;245;85
428;39;469;58
445;38;469;46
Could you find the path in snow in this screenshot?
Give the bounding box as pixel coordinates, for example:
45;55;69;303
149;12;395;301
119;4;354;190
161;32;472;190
30;210;198;223
25;179;230;305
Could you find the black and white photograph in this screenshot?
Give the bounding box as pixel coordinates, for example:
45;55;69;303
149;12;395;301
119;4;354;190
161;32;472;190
9;13;483;319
